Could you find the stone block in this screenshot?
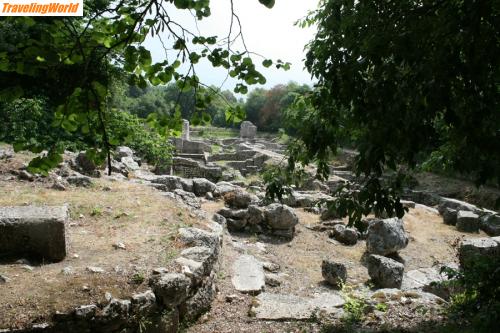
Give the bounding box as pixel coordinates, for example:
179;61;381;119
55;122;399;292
240;121;257;139
0;205;68;262
456;210;480;233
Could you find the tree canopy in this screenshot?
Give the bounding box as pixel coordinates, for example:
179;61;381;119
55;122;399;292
0;0;288;174
279;0;500;225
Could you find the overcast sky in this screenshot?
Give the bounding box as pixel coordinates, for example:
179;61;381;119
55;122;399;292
145;0;319;92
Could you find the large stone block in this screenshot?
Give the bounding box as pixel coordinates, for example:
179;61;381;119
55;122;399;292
240;121;257;139
366;218;409;255
0;205;68;262
458;237;500;271
456;210;480;233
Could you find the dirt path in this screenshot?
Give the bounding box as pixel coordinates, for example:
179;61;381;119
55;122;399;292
186;202;482;332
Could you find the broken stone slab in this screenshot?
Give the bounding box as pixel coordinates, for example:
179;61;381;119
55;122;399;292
370;288;446;306
456;210;480;233
401;266;456;300
401;267;446;290
438;197;480;215
0;205;68;262
251;292;345;320
231;254;265;294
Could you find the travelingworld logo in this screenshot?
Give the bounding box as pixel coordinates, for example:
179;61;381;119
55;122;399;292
1;0;83;16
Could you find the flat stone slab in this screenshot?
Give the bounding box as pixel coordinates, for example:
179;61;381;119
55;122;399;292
0;206;68;262
402;267;445;290
252;292;345;320
231;254;265;294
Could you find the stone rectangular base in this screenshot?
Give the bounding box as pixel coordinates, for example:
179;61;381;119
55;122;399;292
0;205;68;262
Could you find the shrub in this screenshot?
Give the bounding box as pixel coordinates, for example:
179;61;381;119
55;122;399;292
107;110;174;170
443;255;500;332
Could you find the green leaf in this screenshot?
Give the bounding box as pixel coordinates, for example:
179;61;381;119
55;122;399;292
258;0;275;9
262;59;273;68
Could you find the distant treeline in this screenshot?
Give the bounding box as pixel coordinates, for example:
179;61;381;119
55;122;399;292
112;81;311;132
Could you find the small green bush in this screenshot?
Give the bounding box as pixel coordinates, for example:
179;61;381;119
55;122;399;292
443;256;500;332
107;110;174;169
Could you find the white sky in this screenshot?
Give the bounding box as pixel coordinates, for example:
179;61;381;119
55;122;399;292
144;0;319;91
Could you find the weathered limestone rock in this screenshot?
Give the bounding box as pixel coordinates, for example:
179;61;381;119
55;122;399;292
480;214;500;236
438;197;479;214
183;274;217;322
131;290;156;315
74;151;100;176
458;237;500;271
224;189;256;209
19;169;35;181
171;189;201;209
192;178;217;197
214;181;240;197
247;205;265;225
121;156;139;171
212;213;226;225
67;173;94;187
178;227;221;253
263;204;299;231
442;208;457;225
402;267;446;290
456;210;480;233
368;254;404;288
330;224;358;245
366;218;409;255
226;218;247;232
152;175;184;191
150;273;191;307
284;191;333;208
321;260;347;287
231;254;265;294
0;205;68;262
74;304;98;319
115;146;134;159
401;267;453;299
240;121;257;139
251;292;344;320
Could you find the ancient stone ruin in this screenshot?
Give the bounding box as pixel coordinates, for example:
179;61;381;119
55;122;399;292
181;119;190;140
239;121;257;139
1;127;499;333
0;205;68;262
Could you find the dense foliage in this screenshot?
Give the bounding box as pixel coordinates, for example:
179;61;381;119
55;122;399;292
0;0;288;174
275;0;500;225
112;82;241;127
244;82;310;132
443;256;500;332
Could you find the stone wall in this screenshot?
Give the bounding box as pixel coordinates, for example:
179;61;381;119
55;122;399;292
207;150;257;162
171;157;222;182
172;138;211;155
2;222;224;333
